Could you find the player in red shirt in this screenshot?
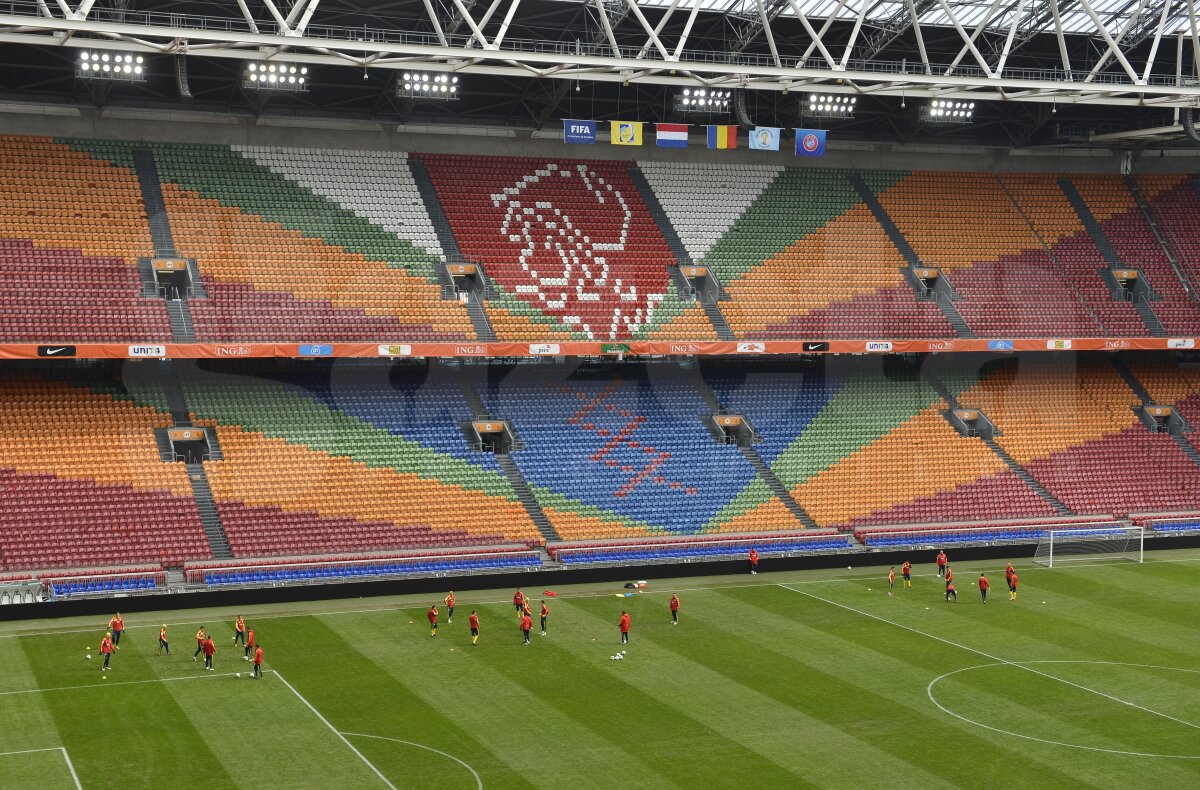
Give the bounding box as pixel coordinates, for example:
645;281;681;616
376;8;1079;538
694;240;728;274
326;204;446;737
445;592;456;624
978;573;990;603
887;567;896;597
540;600;549;636
748;548;759;575
513;590;525;619
1009;572;1019;601
945;579;957;603
99;633;115;672
669;593;680;625
468;610;480;646
1005;563;1015;594
108;613;125;648
158;625;170;656
427;605;439;637
936;551;948;577
244;627;256;661
901;561;912;588
233;615;246;646
252;644;264;679
945;565;954;585
520;613;533;645
202;636;217;671
619;611;631;644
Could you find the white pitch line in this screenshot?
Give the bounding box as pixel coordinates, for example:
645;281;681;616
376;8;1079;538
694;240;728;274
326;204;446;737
272;671;397;790
342;731;483;790
0;747;82;789
58;747;81;790
777;583;1200;733
2;554;1199;642
0;671;242;697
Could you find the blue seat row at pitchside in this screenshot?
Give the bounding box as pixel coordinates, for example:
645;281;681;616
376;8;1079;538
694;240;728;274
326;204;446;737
203;554;542;585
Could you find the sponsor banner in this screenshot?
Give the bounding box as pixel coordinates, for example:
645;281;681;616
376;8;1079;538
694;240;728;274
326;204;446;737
128;344;167;358
0;337;1193;359
563;119;597;144
37;345;76;357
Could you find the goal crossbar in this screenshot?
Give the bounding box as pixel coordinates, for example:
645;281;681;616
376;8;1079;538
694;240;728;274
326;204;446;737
1032;527;1144;568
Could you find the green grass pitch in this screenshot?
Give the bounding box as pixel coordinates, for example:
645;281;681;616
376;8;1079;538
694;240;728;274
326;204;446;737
1;551;1199;789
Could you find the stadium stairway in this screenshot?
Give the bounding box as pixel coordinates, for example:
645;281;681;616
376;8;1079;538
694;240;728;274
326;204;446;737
186;461;232;559
495;454;560;542
131;147;177;257
688;365;819;528
629;166;734;340
1125;174;1198;297
1059;178;1165;336
848;174;973;338
1112;355;1156;406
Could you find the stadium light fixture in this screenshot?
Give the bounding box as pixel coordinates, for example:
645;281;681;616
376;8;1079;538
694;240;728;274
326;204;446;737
243;62;309;92
804;94;856;120
76;51;146;83
674;89;731;113
922;99;976;124
398;72;460;100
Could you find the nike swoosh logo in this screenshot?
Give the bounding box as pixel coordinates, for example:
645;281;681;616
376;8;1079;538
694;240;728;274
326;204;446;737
44;348;68;355
804;343;824;350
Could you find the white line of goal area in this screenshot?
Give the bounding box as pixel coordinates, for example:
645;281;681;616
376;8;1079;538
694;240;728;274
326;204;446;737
0;747;81;789
0;670;433;790
776;583;1200;735
7;553;1200;643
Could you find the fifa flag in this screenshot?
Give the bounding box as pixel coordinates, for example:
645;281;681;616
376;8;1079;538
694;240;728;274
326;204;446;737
563;119;597;144
707;125;738;149
749;126;781;151
795;129;827;157
610;121;644;146
655;123;689;148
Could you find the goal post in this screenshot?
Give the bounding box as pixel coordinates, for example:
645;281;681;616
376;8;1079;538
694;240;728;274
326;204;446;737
1032;527;1144;568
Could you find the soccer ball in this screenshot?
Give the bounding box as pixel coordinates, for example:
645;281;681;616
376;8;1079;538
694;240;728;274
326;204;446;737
847;566;852;570
235;673;241;678
615;654;624;661
85;654;91;660
610;655;617;660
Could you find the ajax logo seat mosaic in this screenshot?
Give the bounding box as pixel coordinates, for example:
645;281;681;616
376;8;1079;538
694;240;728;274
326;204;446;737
491;162;666;340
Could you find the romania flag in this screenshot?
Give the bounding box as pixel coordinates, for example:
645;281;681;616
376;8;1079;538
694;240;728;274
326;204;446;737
610;121;643;146
707;125;737;149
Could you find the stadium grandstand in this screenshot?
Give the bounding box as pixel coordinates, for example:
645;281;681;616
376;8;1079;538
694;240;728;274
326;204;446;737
5;3;1200;788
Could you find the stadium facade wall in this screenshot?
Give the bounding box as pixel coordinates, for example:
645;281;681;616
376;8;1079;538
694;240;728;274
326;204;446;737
1;106;1197;175
3;535;1197;623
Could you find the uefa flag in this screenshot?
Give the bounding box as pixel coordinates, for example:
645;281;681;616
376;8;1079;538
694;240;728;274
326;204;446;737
795;129;827;157
610;121;643;146
707;125;738;149
749;126;781;151
655;123;689;148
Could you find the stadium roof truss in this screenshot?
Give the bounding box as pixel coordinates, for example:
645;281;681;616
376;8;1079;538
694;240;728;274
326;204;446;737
0;0;1198;107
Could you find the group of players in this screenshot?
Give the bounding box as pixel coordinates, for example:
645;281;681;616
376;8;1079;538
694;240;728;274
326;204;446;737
95;613;264;678
886;552;1021;603
422;589;685;645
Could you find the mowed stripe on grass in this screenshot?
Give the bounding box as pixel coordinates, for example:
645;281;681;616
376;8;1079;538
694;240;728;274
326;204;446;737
0;557;1198;788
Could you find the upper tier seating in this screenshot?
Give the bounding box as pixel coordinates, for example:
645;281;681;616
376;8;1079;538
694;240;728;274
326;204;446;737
0;372;208;570
638;163;953;338
1072;175;1199;334
1137;174;1200;294
420;154;704;341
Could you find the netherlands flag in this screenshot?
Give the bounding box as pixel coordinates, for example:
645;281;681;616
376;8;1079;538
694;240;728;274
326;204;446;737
656;123;689;148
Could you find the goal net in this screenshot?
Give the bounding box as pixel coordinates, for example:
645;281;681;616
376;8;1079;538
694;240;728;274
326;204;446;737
1032;527;1144;568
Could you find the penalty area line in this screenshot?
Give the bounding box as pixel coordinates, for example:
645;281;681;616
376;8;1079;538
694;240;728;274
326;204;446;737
776;583;1200;733
341;732;483;790
0;747;81;789
271;671;398;790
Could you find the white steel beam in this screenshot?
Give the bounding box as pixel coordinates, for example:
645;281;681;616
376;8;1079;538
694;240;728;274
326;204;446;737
785;0;840;69
623;0;674;62
756;0;782;68
259;0;291;34
421;0;448;46
1076;0;1144;82
235;0;261;35
448;0;492;49
672;0;701;59
907;0;932;73
944;0;1007;75
593;0;621;57
1049;0;1074;74
995;0;1029;75
840;0;869;69
1141;0;1173;82
638;0;680;60
1083;0;1150;81
293;0;321;36
934;0;995;76
491;0;523;50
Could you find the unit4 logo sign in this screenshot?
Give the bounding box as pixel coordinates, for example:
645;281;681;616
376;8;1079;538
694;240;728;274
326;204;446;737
128;345;167;358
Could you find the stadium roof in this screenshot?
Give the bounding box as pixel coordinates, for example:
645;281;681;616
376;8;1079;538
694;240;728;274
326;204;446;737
0;0;1195;147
